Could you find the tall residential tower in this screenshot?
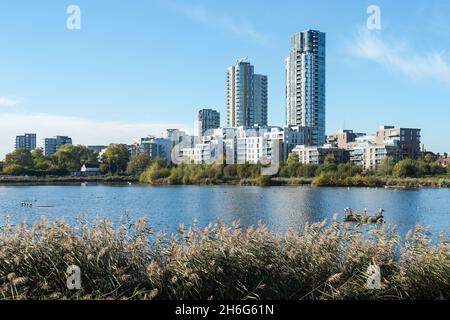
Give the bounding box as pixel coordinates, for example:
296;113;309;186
227;58;268;128
286;30;326;146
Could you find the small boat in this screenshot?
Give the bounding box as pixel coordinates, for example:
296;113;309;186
344;208;384;224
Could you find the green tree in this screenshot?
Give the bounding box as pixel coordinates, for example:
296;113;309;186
101;144;130;175
324;154;335;165
52;145;98;172
337;162;363;177
286;152;299;166
223;165;238;179
4;148;33;168
140;162;171;184
300;164;318;178
237;163;252;179
31;148;51;170
377;156;395;176
283;152;300;178
102;144;130;174
315;155;337;176
392;159;420;178
127;153;151;176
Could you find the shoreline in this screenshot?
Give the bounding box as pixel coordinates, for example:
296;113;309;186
0;175;449;188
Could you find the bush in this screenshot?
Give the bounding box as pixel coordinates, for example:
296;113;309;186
393;160;420;178
311;172;332;186
139;162;171;184
2;164;26;175
256;175;272;187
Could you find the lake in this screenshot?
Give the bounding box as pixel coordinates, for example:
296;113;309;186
0;184;449;237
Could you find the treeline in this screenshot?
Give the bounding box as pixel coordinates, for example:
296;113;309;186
0;144;134;177
139;161;269;185
0;146;97;176
139;153;449;187
2;146;449;186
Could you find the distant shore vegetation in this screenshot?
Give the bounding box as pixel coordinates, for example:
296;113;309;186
0;146;449;188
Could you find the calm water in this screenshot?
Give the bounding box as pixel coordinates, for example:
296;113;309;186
0;184;449;237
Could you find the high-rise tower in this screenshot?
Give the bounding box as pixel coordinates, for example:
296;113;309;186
286;30;326;146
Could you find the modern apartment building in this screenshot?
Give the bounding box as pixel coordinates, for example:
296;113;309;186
183;126;312;165
132;136;172;162
227;58;268;128
15;133;36;151
375;126;421;160
44;136;73;156
198;109;220;137
293;144;348;165
347;135;400;170
286;30;326;146
326;130;366;149
254;74;268;127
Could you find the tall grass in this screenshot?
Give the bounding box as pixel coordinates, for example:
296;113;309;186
0;217;448;300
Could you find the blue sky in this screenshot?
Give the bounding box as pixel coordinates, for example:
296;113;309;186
1;0;450;158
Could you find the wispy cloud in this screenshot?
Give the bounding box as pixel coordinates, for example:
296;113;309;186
0;112;192;159
350;27;450;86
0;97;19;107
168;2;267;44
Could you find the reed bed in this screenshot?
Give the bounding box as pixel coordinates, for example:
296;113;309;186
0;217;448;300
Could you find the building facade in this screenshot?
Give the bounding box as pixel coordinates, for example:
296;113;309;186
286;30;326;146
254;74;268;127
132;136;173;162
227;58;268;128
375;126;421;160
293;144;348;165
15;133;36;151
198;109;220;138
326;130;366;149
347;135;400;170
44;136;73;156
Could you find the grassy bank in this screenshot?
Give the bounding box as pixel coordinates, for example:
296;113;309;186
0;217;448;300
311;174;450;188
0;175;137;185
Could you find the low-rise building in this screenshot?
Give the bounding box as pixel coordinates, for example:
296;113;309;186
375;126;421;160
326;130;366;149
80;164;100;176
293;144;349;165
133;136;172;162
436;157;450;168
346;135;400;170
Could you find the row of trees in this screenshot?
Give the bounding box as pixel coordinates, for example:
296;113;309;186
1;145;98;176
279;153;448;179
2;145;449;180
139;162;267;185
1;144;137;176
